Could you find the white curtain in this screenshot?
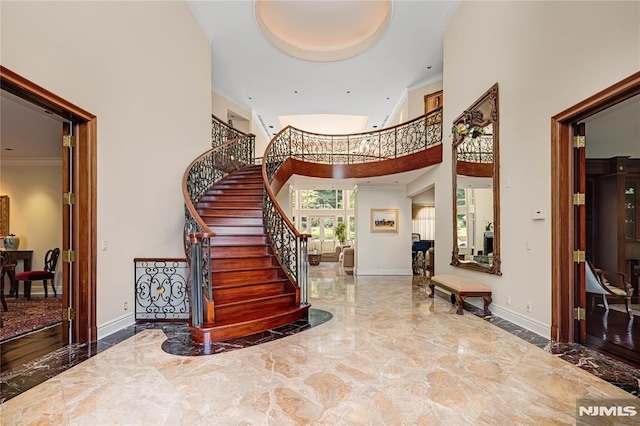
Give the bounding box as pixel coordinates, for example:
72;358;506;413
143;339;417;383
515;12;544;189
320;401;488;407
412;206;435;240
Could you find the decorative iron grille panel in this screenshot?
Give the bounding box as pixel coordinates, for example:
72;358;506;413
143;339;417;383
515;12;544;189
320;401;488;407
184;130;255;300
135;259;189;320
211;114;244;148
264;193;299;283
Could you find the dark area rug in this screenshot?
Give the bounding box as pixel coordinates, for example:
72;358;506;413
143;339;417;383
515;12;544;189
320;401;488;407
0;297;62;342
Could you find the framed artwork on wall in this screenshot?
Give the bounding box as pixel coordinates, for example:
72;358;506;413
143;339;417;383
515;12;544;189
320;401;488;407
371;209;398;233
424;90;443;114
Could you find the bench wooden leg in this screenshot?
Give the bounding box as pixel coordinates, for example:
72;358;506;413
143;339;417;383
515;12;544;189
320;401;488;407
483;295;492;315
456;295;464;315
428;283;435;298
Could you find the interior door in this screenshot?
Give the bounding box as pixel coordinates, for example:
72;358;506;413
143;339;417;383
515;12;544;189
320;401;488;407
62;122;72;343
574;122;587;343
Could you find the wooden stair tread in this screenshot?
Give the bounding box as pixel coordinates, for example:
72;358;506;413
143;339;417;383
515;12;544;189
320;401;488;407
213;278;289;290
190;306;309;342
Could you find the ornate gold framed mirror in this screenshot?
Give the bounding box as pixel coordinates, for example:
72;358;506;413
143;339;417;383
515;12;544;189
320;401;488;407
451;84;501;275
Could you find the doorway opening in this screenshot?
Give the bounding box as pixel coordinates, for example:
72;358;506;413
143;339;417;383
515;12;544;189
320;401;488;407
551;71;640;366
0;66;98;352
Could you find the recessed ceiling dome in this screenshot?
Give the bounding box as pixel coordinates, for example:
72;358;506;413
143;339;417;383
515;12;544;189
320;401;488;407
255;0;392;62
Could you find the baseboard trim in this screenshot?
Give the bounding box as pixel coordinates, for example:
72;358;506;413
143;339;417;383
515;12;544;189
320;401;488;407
97;313;135;340
467;300;550;339
355;269;413;276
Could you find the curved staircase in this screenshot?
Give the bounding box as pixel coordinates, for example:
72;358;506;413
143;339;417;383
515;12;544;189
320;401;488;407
185;111;442;343
191;164;308;343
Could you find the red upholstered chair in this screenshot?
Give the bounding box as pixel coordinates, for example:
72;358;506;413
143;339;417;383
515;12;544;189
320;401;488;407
14;248;60;299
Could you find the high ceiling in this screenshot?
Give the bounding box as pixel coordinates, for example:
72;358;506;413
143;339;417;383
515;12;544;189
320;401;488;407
187;0;458;137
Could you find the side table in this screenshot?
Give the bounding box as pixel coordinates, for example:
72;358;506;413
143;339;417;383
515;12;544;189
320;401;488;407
308;252;322;266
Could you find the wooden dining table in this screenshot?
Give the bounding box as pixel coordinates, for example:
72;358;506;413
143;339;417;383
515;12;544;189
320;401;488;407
0;249;34;299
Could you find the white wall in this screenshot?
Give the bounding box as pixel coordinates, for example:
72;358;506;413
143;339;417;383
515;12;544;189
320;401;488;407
1;1;212;336
436;0;640;337
355;186;413;275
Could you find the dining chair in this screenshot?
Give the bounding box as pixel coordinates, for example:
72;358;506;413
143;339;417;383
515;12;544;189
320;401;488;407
14;248;60;299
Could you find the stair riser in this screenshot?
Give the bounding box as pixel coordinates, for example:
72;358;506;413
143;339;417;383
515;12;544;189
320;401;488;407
211;246;270;257
208;226;265;236
199;203;262;210
213;184;263;190
199;209;261;218
211;257;277;270
213;269;283;284
203;216;263;226
218;178;263;185
211;235;268;245
204;189;263;196
213;282;286;304
215;295;297;319
198;197;262;205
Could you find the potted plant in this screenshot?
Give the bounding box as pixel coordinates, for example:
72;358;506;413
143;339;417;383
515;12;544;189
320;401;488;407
335;222;347;245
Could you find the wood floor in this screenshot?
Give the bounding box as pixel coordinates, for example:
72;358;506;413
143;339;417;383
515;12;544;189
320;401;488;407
586;299;640;367
0;324;63;373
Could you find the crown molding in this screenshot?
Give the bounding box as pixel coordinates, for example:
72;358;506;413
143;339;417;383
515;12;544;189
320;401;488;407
407;73;443;92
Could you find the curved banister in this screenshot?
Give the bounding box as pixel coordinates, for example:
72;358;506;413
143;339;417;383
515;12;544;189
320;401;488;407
183;120;255;326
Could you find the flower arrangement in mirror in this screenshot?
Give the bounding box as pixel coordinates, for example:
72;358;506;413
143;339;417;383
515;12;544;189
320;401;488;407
452;123;485;139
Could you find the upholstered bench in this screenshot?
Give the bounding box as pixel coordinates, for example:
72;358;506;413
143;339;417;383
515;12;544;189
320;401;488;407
429;274;492;315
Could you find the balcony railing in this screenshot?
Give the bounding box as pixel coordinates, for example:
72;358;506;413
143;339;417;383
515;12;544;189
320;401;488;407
262;108;442;304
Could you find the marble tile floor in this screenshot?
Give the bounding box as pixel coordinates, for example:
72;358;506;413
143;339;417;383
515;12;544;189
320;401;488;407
2;263;640;424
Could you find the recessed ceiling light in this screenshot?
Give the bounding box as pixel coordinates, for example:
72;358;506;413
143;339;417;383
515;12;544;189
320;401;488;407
346;91;351;94
269;125;274;128
427;66;432;69
386;97;390;100
44;110;53;115
249;97;253;100
294;90;298;94
5;148;14;151
373;125;378;128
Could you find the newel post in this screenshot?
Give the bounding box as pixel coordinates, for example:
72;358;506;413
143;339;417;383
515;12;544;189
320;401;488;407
189;232;204;328
299;235;309;306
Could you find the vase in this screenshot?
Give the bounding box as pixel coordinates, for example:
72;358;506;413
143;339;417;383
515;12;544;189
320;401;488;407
3;235;20;250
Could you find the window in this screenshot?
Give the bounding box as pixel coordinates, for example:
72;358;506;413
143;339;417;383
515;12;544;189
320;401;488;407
310;217;321;239
300;189;342;209
349;216;356;240
324;217;335;240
